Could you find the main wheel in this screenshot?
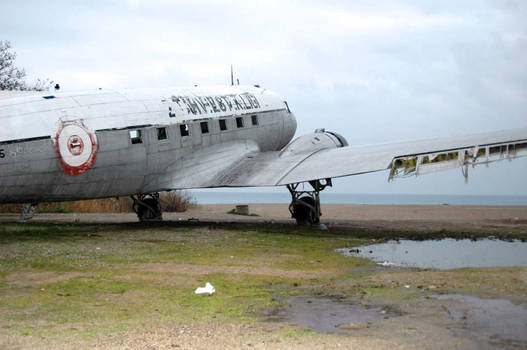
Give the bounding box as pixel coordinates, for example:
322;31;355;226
292;196;319;225
137;197;162;222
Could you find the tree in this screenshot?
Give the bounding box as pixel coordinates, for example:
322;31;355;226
0;40;53;91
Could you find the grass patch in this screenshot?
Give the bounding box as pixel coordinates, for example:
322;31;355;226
0;222;372;343
1;221;524;347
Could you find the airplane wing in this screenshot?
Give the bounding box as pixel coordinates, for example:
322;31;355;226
151;127;527;190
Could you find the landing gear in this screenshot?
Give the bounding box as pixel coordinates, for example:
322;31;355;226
287;179;332;225
131;193;162;222
19;202;38;222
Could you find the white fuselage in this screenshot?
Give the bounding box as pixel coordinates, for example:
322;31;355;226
0;86;297;203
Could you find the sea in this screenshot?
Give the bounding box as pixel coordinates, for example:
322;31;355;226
187;191;527;206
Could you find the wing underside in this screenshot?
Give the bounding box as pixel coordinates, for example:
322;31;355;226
153;127;527;190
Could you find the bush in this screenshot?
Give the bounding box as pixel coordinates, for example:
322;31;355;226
160;191;196;212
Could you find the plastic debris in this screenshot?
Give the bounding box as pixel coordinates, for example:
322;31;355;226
377;261;395;267
195;282;215;295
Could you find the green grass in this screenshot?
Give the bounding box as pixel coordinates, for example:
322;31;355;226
0;222;372;341
2;221;524;345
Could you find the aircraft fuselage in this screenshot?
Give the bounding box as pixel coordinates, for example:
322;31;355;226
0;86;297;203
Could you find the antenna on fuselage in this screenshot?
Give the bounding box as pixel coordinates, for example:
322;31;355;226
230;64;234;86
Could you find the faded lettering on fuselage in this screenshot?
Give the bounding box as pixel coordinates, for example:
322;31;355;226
0;143;47;159
168;93;260;117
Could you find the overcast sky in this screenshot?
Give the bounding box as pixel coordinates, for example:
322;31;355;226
1;0;526;195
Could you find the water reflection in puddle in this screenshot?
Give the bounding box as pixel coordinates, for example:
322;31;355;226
434;294;527;349
269;297;390;333
337;239;527;269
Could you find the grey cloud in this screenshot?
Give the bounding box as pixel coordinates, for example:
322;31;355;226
1;0;526;194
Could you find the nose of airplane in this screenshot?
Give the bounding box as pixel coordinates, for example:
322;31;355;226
282;111;297;146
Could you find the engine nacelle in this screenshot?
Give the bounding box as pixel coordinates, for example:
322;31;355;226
280;128;348;157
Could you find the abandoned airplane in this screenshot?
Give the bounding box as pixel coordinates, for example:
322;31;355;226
1;85;526;224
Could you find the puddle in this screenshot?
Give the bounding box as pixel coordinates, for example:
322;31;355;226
337;239;527;269
267;297;391;333
434;294;527;349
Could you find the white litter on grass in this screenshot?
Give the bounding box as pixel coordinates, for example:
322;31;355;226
195;282;215;295
377;261;395;267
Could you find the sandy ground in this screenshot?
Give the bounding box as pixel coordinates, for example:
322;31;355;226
2;204;526;232
184;204;527;228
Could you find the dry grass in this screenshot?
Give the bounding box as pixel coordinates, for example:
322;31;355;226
0;198;132;214
160;191;196;212
0;191;195;213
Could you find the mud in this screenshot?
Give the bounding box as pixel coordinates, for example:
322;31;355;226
267;297;396;333
433;294;527;349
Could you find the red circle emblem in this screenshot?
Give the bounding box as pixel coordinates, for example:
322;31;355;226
67;135;84;156
54;121;98;176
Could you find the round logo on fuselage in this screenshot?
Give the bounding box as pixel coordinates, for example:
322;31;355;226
55;121;98;176
67;135;84;156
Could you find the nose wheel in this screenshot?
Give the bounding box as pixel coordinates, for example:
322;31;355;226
131;193;163;222
287;179;331;225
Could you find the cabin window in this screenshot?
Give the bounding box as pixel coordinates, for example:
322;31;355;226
200;121;209;134
236;117;244;128
251;115;259;126
180;124;190;137
157;127;167;140
130;130;142;144
219;119;227;131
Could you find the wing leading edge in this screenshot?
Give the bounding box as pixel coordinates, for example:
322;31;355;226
153;127;527;190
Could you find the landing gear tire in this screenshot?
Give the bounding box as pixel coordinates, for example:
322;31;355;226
19;202;38;222
291;196;319;225
132;193;162;222
287;179;331;226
